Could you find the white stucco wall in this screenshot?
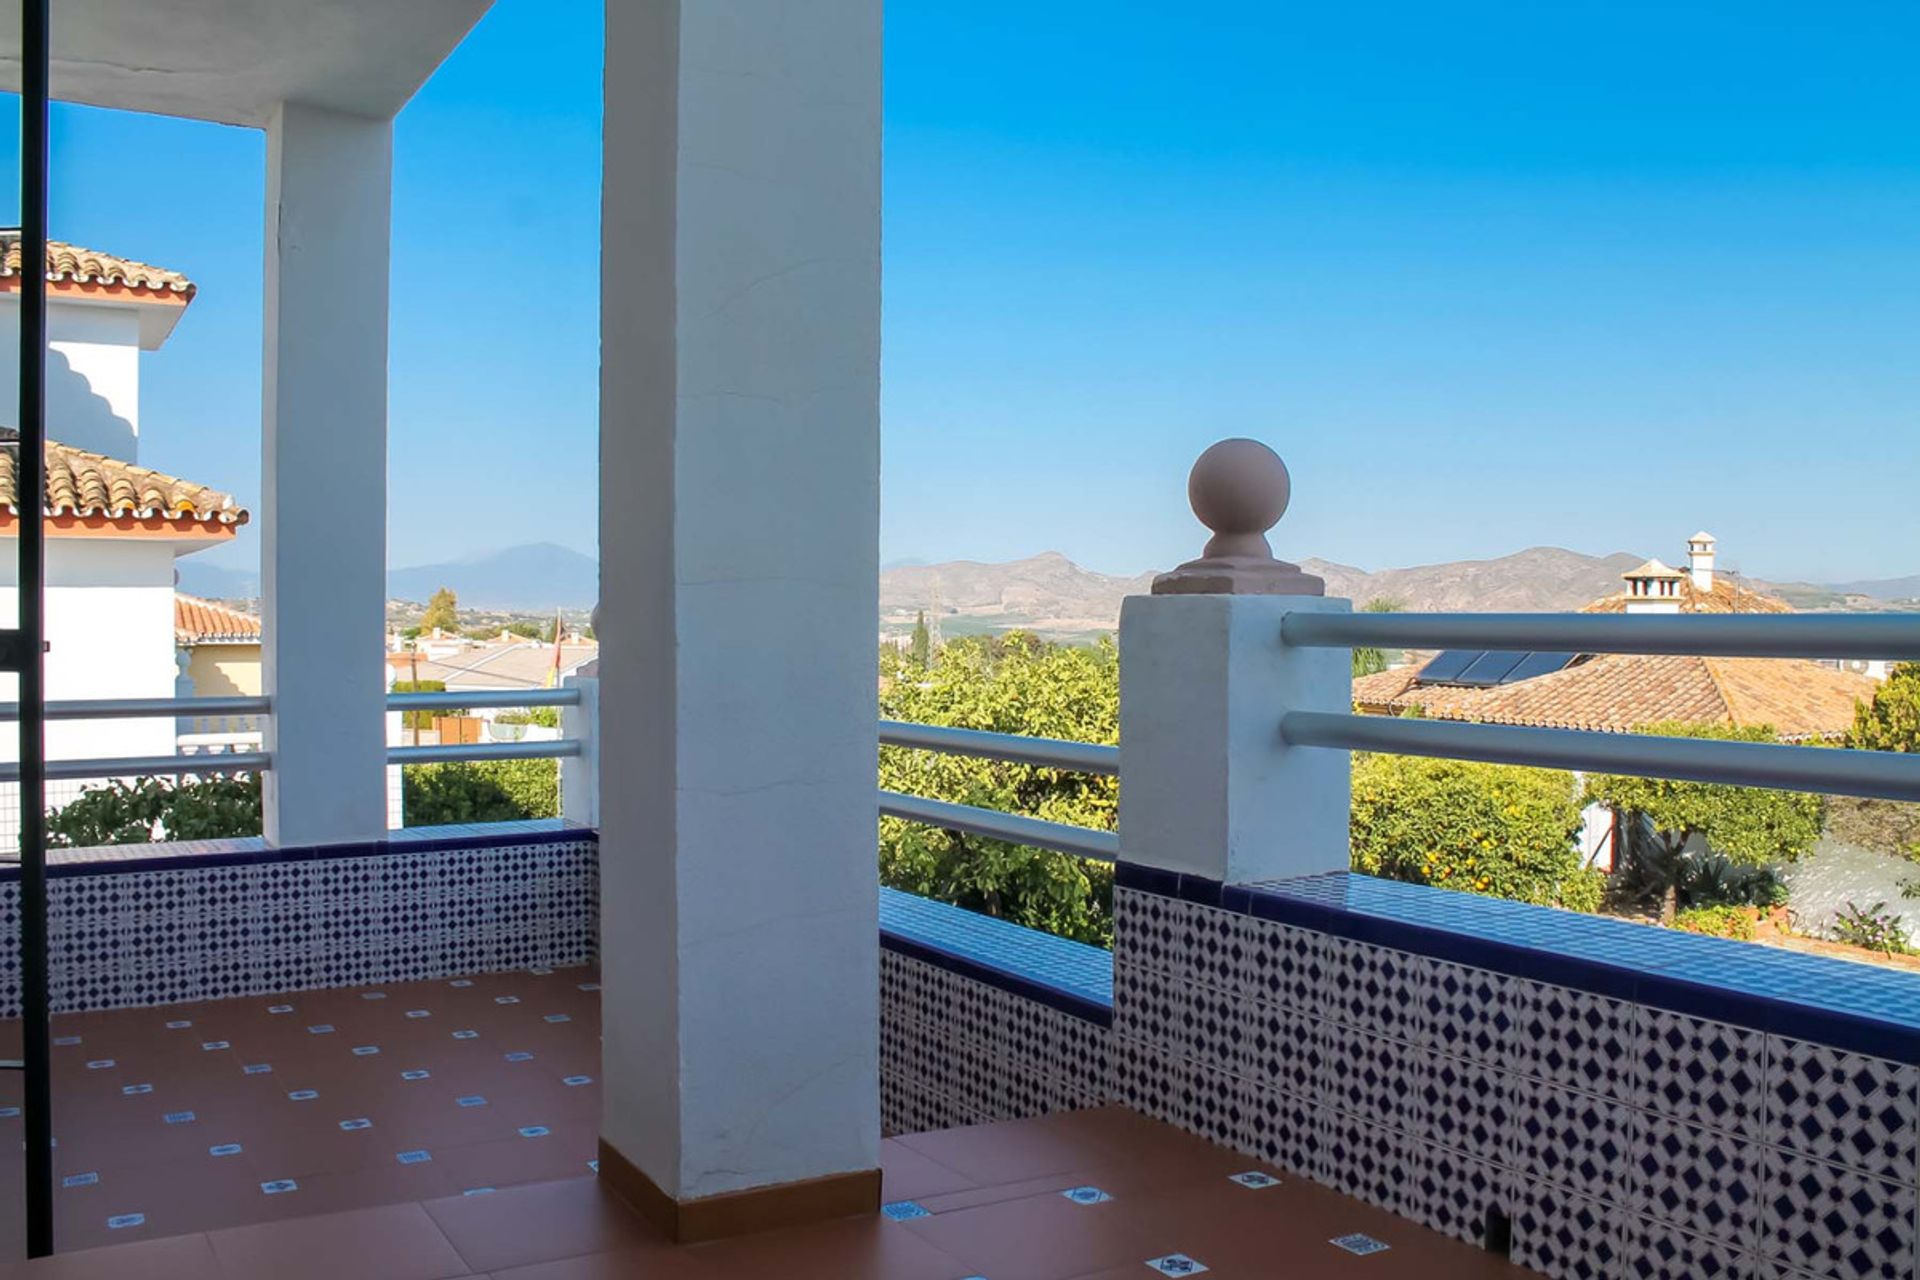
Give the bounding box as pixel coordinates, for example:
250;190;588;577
0;298;144;459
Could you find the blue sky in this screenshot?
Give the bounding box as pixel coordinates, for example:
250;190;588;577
6;0;1918;584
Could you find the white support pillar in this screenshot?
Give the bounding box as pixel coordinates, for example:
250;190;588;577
1119;440;1354;884
596;0;882;1240
559;673;598;829
261;102;392;848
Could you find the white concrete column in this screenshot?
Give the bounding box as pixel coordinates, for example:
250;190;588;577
596;0;882;1231
559;674;598;829
1119;441;1354;884
261;102;392;848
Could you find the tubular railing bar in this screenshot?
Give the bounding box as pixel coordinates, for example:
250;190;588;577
878;789;1119;862
389;741;583;765
879;719;1119;775
0;695;271;722
388;689;582;711
1280;611;1920;661
1281;711;1920;803
0;752;272;785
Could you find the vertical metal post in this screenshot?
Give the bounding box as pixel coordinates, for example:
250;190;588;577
18;0;55;1258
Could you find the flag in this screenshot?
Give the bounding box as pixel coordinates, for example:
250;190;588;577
544;608;564;688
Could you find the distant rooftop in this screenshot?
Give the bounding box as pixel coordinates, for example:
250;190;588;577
0;230;196;299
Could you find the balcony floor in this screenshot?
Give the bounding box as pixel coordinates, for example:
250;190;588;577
0;1068;1537;1277
0;965;604;1259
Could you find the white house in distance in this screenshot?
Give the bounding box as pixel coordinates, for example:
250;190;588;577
0;233;249;841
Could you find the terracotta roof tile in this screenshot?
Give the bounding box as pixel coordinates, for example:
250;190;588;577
1581;576;1793;615
1354;652;1874;741
175;594;261;645
0;231;195;298
0;436;247;527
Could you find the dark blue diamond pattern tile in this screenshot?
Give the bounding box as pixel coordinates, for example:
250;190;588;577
1327;940;1430;1043
1320;1111;1414;1217
1630;1114;1758;1248
1418;1052;1515;1157
1634;1009;1763;1136
1420;960;1513;1064
1514;1183;1627;1280
1509;1078;1635;1193
1511;981;1636;1101
1403;1142;1511;1248
1763;1036;1917;1184
1757;1148;1915;1280
1323;1029;1426;1135
1244;1002;1324;1099
1240;1085;1320;1178
1240;917;1328;1015
1625;1217;1752;1280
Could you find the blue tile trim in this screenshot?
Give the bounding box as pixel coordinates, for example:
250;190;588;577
1124;864;1920;1065
879;887;1113;1026
0;822;597;882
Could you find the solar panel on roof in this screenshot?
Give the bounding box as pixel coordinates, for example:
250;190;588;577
1503;651;1580;682
1415;649;1584;688
1456;651;1530;686
1414;650;1478;683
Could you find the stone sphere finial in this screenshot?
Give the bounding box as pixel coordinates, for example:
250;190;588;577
1152;438;1324;596
1188;438;1290;561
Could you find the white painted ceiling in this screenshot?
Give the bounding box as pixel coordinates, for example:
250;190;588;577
0;0;494;127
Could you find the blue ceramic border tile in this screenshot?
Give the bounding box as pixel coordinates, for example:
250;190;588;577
1205;869;1920;1064
879;887;1113;1025
0;821;597;882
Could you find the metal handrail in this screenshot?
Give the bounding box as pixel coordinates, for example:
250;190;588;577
1281;611;1920;660
389;741;582;765
878;789;1118;862
0;696;271;722
0;752;271;785
389;689;582;712
879;719;1119;774
1282;711;1920;803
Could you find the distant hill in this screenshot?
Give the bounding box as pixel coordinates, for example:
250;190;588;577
386;543;599;611
1822;573;1920;602
175;560;261;601
881;551;1153;640
1300;547;1646;613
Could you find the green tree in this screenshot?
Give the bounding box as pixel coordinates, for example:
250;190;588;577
909;611;932;667
1585;721;1825;923
1351;597;1405;679
1848;663;1920;753
421;586;459;633
879;633;1117;945
1351;754;1599;910
403;759;559;825
506;620;546;640
392;679;458;731
48;774;262;846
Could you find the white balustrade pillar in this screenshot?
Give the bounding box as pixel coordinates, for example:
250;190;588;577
595;0;882;1240
1119;440;1354;884
559;673;598;829
260;102;392;848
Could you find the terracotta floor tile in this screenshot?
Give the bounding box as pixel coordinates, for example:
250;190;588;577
422;1175;662;1273
0;1231;220;1280
687;1213;974;1280
881;1138;980;1203
207;1202;470;1280
899;1186;1159;1280
484;1247;714;1279
894;1115;1114;1187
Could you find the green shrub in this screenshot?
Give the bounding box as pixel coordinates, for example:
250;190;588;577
1829;900;1915;956
1672;905;1757;941
392;679;460;731
402;759;559;825
496;707;561;729
48;774;262;847
1351;754;1598;910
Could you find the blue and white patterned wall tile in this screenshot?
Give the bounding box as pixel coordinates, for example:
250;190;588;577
1513;1184;1627;1280
1323;1030;1425;1136
1418;1052;1515;1159
1244;1001;1323;1099
1633;1010;1763;1137
1755;1148;1914;1280
1325;938;1430;1043
1509;1078;1636;1194
1402;1142;1511;1248
1761;1036;1917;1185
1630;1114;1758;1249
1240;1084;1320;1178
1319;1110;1414;1218
1109;1035;1188;1131
1240;916;1328;1014
1623;1218;1750;1280
1510;982;1638;1102
1420;961;1513;1065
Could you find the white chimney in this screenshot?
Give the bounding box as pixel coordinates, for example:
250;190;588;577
1687;531;1716;593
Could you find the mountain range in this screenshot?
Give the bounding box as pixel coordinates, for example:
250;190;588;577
174;542;1916;628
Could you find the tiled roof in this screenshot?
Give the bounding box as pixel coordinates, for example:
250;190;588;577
0;231;195;297
388;643;599;691
1581;575;1793;615
175;594;261;645
1622;558;1683;580
1353;652;1874;741
0;437;248;527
